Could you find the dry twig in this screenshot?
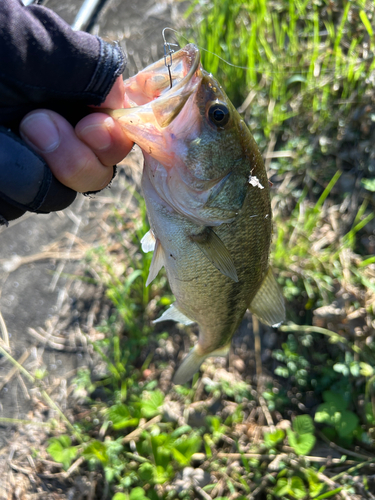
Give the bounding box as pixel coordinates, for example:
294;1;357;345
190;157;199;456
0;350;30;391
122;415;162;444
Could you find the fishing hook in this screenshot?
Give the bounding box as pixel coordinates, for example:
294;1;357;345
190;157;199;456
162;27;179;89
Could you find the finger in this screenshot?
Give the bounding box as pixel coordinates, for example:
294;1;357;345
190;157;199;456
19;110;114;193
99;76;126;109
75;112;133;167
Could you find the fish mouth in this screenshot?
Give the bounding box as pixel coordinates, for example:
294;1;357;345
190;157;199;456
110;44;202;128
124;44;201;105
150;44;202;127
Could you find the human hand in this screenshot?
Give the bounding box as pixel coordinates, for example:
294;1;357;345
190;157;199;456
19;77;134;193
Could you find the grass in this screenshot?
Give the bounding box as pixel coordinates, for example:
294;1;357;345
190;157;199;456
2;0;375;498
184;0;375;155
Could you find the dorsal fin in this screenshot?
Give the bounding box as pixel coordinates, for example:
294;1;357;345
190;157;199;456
249;267;285;327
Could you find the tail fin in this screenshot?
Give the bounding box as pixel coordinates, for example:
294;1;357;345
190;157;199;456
173;344;231;385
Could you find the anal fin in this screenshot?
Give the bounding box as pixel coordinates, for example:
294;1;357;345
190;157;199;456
249;267;285;327
190;227;238;282
146;239;165;287
153;304;195;325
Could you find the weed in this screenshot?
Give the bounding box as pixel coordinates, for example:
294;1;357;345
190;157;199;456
287;415;316;456
315;390;360;446
47;435;77;471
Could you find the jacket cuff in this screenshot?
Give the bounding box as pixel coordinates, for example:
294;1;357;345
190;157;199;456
85;38;126;104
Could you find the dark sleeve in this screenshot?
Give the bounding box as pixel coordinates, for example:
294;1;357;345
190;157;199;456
0;127;77;225
0;0;126;225
0;0;126;130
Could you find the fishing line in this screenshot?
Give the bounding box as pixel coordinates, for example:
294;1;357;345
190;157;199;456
161;27;374;77
162;27;254;71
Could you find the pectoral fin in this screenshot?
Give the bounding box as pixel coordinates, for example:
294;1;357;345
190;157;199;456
190;228;238;282
153;304;195;325
173;343;231;385
145;239;165;287
249;267;285;327
141;229;156;253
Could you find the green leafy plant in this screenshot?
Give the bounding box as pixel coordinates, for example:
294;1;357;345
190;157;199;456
113;488;148;500
47;435;77;471
273;334;310;387
315;391;359;444
287;415;316;456
274;475;306;499
140;390;164;418
264;428;285;451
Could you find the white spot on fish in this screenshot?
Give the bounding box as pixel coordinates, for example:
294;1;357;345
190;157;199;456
248;175;264;189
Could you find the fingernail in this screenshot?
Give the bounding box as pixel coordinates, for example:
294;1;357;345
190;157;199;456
20;112;60;153
78;120;112;151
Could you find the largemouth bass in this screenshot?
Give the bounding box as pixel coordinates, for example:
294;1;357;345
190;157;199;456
109;44;285;384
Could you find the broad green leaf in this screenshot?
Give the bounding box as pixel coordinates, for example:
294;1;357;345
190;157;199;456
315;403;336;425
47;436;77;471
293;415;315;435
274;477;290;497
349;362;360;377
138;462;154;482
108;404;139;430
275;366;289;378
360;362;374;377
291;476;307;499
130;487;148;500
154;464;174;484
287;429;316;455
336;411;359;437
322;391;347;411
172;435;202;465
333;363;349;376
304;467;324;498
113;494;128;500
150;434;171;469
315;403;359;438
264;429;285;448
83;440;108;465
171;447;190;465
141;390;164;418
362;178;375;192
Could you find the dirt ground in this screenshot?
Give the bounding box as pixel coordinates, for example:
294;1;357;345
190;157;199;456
0;0;186;496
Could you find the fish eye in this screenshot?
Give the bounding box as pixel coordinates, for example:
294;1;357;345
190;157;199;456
207;102;230;127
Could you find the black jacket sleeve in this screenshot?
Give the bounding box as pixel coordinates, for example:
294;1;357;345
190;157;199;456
0;0;126;225
0;0;126;129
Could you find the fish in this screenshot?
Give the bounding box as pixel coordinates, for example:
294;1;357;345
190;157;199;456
108;44;285;384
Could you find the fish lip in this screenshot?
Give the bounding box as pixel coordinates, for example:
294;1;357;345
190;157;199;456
150;44;202;127
165;44;201;94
